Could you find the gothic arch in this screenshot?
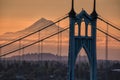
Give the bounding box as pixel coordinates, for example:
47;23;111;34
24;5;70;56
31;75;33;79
75;46;91;80
88;24;92;37
74;23;79;36
68;0;97;80
81;22;86;36
74;45;92;65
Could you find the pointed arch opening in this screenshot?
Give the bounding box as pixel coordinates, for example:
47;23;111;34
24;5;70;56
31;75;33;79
74;23;79;36
75;47;90;80
81;22;86;36
88;24;92;37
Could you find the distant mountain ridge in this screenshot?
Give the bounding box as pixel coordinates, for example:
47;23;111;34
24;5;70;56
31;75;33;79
0;17;69;60
8;53;58;61
6;53;88;63
0;17;120;61
0;18;66;42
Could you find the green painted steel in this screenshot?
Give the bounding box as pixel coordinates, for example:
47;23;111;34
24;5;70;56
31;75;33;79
68;0;97;80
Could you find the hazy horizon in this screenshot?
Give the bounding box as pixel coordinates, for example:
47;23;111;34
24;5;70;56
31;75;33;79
0;0;120;61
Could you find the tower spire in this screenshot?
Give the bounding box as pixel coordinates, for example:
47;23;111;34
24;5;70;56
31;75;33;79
91;0;97;19
72;0;74;10
69;0;76;18
93;0;96;12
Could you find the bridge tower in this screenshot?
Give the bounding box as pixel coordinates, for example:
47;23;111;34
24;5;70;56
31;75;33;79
68;0;98;80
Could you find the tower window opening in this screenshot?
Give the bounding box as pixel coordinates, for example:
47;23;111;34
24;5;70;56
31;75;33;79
88;24;92;37
74;24;79;36
81;22;86;36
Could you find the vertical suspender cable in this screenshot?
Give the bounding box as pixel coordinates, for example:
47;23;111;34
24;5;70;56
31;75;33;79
38;31;41;62
0;45;1;60
105;23;109;80
19;40;21;61
22;43;24;61
18;40;21;75
41;41;43;61
106;23;108;63
57;22;60;61
60;32;62;62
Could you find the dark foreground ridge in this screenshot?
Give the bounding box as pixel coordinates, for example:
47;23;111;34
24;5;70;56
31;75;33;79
0;60;120;80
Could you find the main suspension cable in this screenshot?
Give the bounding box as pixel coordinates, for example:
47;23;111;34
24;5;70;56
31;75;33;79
97;16;120;31
96;27;120;42
0;15;69;48
0;27;69;58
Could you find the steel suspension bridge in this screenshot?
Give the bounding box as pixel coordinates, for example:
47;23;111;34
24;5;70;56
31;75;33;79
0;0;120;80
0;12;119;57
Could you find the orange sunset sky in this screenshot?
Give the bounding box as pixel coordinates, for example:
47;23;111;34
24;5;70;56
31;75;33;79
0;0;120;35
0;0;120;60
